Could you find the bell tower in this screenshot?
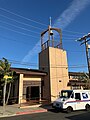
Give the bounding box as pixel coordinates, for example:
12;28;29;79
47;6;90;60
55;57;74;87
39;18;69;102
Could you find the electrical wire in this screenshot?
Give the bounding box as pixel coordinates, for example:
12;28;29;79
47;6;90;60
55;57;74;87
66;50;85;53
0;17;83;41
0;9;88;41
0;35;32;45
0;20;40;35
0;57;86;67
6;59;88;68
0;34;85;52
62;34;82;38
0;7;48;26
0;25;40;38
0;8;89;35
62;30;86;35
0;14;43;30
0;33;82;44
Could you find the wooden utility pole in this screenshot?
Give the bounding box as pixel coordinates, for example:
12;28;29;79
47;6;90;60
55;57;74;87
76;33;90;79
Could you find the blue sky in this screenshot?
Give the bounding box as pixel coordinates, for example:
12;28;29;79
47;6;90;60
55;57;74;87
0;0;90;73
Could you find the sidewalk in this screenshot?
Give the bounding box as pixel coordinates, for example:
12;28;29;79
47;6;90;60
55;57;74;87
0;104;52;118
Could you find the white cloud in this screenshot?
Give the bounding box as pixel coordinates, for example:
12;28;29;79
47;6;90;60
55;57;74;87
22;40;40;63
22;0;90;63
53;0;90;29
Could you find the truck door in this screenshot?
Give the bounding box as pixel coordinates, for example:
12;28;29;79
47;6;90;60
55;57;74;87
75;93;83;110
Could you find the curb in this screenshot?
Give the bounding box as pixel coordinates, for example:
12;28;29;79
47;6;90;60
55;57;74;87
0;114;16;118
0;109;47;118
20;104;41;109
16;109;47;115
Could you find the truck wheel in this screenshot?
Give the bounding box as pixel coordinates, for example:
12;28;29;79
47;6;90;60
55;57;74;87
66;106;73;113
86;104;90;111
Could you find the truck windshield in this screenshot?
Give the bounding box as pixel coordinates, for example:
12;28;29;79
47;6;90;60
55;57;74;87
60;90;73;98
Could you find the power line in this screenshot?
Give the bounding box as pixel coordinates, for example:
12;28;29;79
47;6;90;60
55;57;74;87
62;30;86;35
0;57;86;67
0;14;43;30
0;25;40;38
6;59;88;68
55;36;83;41
0;57;87;69
0;35;32;45
11;63;88;68
66;50;85;53
0;8;88;36
62;34;82;38
0;7;89;37
0;16;84;40
55;36;77;40
0;20;40;35
0;11;88;40
57;37;77;40
0;37;85;46
0;7;48;27
0;38;82;45
0;35;86;52
76;33;90;79
0;35;82;45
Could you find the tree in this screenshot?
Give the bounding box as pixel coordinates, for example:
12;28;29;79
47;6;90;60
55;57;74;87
0;58;14;106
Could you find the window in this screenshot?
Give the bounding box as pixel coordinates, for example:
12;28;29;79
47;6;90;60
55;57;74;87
71;93;74;98
75;93;81;100
72;86;81;90
82;93;88;99
60;90;73;98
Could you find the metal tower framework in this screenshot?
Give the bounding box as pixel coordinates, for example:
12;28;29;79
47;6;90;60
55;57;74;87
41;26;63;51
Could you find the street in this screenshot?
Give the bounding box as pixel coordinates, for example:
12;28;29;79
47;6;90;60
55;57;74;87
0;109;90;120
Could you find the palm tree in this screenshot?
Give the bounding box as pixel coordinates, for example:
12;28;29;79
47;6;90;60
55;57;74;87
0;58;14;106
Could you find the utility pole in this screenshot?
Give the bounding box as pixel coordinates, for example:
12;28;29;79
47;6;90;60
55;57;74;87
76;33;90;79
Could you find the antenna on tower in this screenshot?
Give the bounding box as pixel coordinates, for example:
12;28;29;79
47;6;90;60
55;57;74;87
50;16;52;27
49;17;53;36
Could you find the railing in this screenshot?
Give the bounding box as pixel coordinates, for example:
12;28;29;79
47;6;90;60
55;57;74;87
41;40;62;51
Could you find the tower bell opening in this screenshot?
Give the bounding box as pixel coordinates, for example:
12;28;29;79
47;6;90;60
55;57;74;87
41;17;63;51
